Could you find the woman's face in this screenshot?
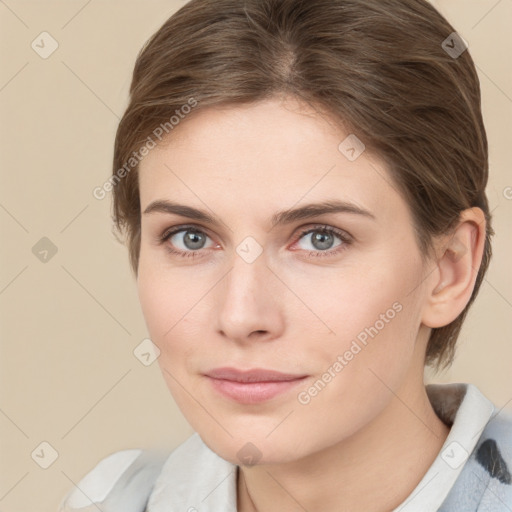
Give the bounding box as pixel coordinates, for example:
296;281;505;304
137;96;434;465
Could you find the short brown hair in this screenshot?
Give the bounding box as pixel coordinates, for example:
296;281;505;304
111;0;494;372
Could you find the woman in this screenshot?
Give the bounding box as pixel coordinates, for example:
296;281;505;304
59;0;512;510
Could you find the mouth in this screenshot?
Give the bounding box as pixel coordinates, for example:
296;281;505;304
203;367;309;404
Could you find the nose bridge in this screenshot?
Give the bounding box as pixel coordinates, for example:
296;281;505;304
222;247;268;313
215;244;282;341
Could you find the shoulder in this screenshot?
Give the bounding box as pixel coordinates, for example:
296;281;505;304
482;407;512;439
58;447;170;512
470;410;512;507
476;408;512;483
439;409;512;511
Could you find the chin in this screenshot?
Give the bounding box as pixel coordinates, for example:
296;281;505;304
197;429;308;467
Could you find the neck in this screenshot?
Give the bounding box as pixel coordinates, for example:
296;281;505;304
237;378;450;512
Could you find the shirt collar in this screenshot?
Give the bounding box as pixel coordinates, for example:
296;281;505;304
147;432;238;511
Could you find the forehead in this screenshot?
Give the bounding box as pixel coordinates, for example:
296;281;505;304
137;97;407;226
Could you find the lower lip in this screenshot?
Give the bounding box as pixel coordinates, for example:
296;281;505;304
206;376;308;404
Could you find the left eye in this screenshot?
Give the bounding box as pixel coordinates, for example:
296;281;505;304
294;227;347;253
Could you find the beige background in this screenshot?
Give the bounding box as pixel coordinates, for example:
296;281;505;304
0;1;511;511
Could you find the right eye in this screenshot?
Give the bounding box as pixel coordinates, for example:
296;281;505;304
159;225;218;258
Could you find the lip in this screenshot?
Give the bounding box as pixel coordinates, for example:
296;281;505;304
204;367;308;404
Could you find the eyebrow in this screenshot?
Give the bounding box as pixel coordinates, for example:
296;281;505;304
143;199;376;228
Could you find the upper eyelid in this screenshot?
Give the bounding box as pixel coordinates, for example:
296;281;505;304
162;223;213;240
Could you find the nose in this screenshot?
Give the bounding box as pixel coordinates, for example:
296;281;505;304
214;249;285;345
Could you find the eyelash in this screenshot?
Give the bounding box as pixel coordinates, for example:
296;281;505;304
157;224;352;259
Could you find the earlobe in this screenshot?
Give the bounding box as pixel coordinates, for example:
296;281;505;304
422;208;486;328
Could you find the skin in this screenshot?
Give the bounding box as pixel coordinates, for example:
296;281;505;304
136;95;486;512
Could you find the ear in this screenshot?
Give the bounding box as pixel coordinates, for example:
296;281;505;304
421;207;487;329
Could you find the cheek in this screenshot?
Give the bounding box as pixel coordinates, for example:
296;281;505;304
137;268;199;401
304;253;424;377
137;259;206;382
290;262;417;346
291;293;421;449
137;250;194;339
137;265;167;339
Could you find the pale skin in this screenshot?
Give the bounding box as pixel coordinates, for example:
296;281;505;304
136;95;486;512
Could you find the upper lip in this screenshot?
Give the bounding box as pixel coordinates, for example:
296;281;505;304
204;367;307;383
